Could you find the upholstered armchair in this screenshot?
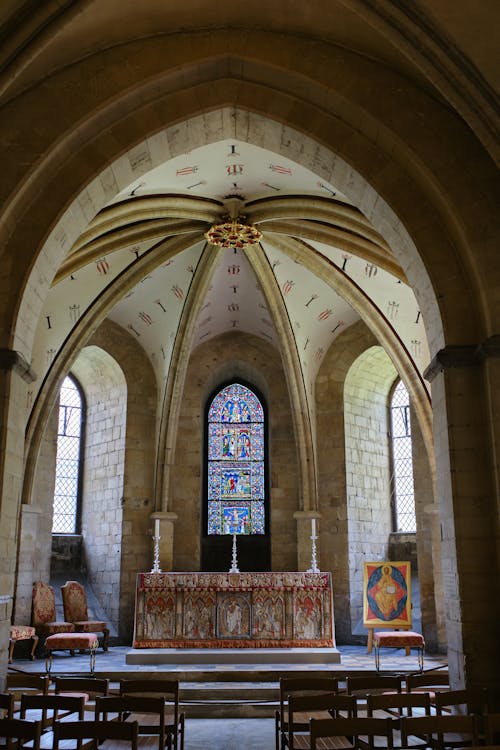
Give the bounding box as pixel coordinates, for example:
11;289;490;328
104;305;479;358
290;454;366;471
61;581;109;651
32;581;76;637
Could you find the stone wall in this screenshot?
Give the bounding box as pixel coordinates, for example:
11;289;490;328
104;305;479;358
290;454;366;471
170;331;299;573
77;350;127;632
344;348;394;633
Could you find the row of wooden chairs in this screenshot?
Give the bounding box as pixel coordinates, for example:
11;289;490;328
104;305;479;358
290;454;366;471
275;675;497;750
1;675;185;750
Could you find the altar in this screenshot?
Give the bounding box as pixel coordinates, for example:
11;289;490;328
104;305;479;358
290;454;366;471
132;571;335;649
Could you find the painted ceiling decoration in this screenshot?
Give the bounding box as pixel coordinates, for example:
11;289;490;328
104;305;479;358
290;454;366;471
29;138;429;428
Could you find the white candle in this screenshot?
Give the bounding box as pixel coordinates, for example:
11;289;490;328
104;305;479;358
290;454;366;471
154;518;160;538
311;518;316;537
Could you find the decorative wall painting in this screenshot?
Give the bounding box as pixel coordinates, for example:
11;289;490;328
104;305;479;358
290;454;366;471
363;561;412;628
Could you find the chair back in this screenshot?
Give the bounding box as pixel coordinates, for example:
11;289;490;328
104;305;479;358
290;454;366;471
401;713;479;750
20;694;85;728
54;676;109;698
485;713;500;745
32;582;56;626
435;687;489;716
367;690;432;717
6;674;50;697
0;717;42;749
96;695;166;749
119;679;183;748
53;718;138;750
0;693;14;719
61;581;88;622
406;672;449;692
276;676;340;748
310;716;394;750
347;675;403;696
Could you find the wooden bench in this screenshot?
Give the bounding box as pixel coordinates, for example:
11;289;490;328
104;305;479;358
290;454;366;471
373;630;424;672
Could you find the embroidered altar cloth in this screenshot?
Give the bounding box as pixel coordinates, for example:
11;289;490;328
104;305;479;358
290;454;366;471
133;572;335;648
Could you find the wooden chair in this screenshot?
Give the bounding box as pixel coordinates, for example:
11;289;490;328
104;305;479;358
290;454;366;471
31;581;75;638
286;693;357;749
20;694;85;730
401;713;479;750
346;676;403;698
309;716;394;750
485;714;500;746
0;693;14;719
0;718;42;750
53;676;109;716
275;676;339;750
367;692;432;748
96;695;167;750
53;718;139;750
5;674;50;718
61;581;109;651
119;678;184;750
406;672;450;697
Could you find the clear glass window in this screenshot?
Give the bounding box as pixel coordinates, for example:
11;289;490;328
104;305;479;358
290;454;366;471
390;380;416;532
52;375;83;533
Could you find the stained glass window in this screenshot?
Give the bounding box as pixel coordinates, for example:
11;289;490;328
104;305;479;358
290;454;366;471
390;380;416;532
52;375;83;534
207;383;265;535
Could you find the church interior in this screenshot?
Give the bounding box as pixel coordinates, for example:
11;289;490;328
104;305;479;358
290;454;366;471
0;0;499;719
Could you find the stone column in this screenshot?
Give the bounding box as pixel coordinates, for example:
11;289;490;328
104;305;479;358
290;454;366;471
425;343;500;696
293;510;321;572
0;349;36;686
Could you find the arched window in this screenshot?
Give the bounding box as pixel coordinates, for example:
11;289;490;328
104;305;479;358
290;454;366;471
207;383;265;535
52;375;84;534
390;380;416;532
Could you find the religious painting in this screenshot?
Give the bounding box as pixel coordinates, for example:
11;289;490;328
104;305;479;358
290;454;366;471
293;591;323;640
363;561;412;627
183;592;216;639
141;592;175;640
252;591;285;639
217;593;251;638
207;383;266;535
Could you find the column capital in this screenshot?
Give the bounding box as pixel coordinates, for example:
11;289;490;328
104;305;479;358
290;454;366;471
424;336;500;382
0;348;36;382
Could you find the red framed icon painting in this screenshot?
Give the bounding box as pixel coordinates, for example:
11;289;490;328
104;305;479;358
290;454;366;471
363;561;412;628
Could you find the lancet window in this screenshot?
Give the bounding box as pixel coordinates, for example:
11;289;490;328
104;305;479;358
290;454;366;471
52;375;84;534
207;383;266;535
390;379;416;532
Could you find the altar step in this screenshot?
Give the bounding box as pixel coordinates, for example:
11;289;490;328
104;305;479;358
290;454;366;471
179;681;280;718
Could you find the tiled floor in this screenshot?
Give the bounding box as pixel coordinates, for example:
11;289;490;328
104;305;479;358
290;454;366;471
8;642;447;677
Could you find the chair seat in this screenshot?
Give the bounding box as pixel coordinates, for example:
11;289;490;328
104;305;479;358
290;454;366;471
45;632;98;650
374;631;424;648
10;625;36;640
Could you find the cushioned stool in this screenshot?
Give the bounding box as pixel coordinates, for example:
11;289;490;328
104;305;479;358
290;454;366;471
9;625;38;662
374;630;425;672
44;632;98;674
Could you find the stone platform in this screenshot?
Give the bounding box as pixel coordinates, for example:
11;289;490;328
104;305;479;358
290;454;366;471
126;646;341;665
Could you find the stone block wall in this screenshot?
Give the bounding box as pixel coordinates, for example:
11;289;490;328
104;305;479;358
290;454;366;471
170;332;299;573
344;348;394;632
81;375;126;631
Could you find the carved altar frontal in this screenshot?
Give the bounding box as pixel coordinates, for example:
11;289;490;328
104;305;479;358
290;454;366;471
133;572;335;648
